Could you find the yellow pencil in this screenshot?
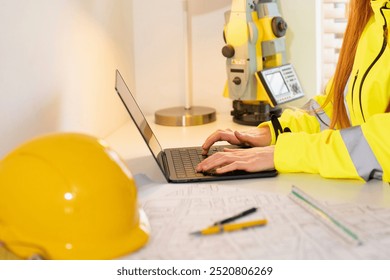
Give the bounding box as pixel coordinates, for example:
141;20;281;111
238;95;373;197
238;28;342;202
191;219;268;235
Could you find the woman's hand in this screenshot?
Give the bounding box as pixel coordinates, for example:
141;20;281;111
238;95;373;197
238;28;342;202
196;146;275;174
201;126;272;155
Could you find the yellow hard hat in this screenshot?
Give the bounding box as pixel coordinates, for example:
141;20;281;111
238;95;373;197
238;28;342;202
0;133;150;260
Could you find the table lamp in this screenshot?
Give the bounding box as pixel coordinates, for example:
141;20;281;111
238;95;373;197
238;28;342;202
155;0;217;126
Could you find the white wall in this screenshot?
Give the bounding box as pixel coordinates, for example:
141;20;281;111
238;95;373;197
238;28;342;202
0;0;134;158
0;0;321;158
132;0;321;115
280;0;322;101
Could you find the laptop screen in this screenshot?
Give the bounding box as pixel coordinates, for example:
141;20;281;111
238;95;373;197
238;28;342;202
114;70;163;161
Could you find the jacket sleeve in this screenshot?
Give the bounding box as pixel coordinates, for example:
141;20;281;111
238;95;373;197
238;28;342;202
259;92;334;145
274;113;390;182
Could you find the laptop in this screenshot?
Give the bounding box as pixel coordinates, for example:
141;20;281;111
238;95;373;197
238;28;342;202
114;70;278;183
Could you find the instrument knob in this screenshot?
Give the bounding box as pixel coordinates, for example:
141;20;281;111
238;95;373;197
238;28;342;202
222;45;235;58
272;17;288;38
233;77;241;85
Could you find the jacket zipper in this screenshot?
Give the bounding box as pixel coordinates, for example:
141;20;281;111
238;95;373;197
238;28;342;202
351;70;359;117
358;4;389;122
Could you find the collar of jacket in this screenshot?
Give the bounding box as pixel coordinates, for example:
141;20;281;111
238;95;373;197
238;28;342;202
371;0;390;47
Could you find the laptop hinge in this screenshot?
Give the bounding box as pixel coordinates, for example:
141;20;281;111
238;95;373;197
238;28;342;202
158;151;172;182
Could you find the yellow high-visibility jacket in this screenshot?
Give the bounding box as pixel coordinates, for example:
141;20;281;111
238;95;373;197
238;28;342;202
260;0;390;182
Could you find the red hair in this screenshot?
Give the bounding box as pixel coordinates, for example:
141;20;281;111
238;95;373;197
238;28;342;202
324;0;373;129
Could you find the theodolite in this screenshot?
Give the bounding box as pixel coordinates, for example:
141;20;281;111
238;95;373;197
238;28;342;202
222;0;304;125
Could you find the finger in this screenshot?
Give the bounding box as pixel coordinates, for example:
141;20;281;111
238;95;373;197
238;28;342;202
201;130;239;155
222;148;257;157
215;160;257;174
201;130;225;154
196;153;223;171
215;161;243;174
234;131;254;147
196;152;239;172
223;148;242;152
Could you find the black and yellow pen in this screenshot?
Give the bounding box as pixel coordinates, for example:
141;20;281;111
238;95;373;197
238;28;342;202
191;219;268;236
212;207;258;226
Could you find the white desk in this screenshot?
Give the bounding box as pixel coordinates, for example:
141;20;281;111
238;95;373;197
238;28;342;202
105;114;390;260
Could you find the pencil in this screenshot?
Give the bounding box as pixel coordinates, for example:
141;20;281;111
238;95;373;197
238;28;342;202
191;219;268;235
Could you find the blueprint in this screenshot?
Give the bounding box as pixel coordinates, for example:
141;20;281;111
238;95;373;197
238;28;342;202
125;182;390;260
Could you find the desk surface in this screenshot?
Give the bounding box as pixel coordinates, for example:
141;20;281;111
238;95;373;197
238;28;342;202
105;114;390;260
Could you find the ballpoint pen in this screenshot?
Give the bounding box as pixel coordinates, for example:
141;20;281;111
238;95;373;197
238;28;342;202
212;207;258;226
190;219;268;236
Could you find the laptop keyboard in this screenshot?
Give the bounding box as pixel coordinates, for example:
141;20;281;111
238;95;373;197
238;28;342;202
171;146;225;178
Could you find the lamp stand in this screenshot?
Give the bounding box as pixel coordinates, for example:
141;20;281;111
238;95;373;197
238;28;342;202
155;0;216;126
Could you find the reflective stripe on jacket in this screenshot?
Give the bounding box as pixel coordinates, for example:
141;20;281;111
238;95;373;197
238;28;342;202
260;0;390;181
